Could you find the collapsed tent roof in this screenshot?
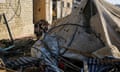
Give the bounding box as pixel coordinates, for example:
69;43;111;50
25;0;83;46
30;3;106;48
36;0;120;60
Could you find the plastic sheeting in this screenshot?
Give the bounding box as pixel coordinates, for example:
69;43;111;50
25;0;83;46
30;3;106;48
31;35;61;72
91;0;120;48
31;0;120;61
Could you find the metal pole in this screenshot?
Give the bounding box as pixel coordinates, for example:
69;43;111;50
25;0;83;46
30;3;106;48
3;13;14;44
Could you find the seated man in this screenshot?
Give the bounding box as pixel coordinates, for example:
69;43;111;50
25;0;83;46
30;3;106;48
34;20;49;40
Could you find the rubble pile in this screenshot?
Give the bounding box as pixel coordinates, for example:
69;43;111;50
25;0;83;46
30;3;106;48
0;0;120;72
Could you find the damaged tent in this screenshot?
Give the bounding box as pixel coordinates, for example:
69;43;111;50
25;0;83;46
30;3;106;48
31;0;120;60
31;0;120;71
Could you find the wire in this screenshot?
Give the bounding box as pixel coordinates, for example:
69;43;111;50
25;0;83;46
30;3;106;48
62;26;78;55
10;0;21;17
46;23;89;55
5;0;21;22
47;23;89;33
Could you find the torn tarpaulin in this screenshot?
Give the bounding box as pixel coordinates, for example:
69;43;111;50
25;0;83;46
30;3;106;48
31;34;62;72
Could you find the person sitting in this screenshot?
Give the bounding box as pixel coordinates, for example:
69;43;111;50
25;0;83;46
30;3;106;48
34;20;49;40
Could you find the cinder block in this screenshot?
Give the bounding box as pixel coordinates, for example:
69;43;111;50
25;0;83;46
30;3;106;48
0;0;33;39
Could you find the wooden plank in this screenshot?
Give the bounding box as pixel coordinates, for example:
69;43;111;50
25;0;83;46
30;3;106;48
33;0;46;24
